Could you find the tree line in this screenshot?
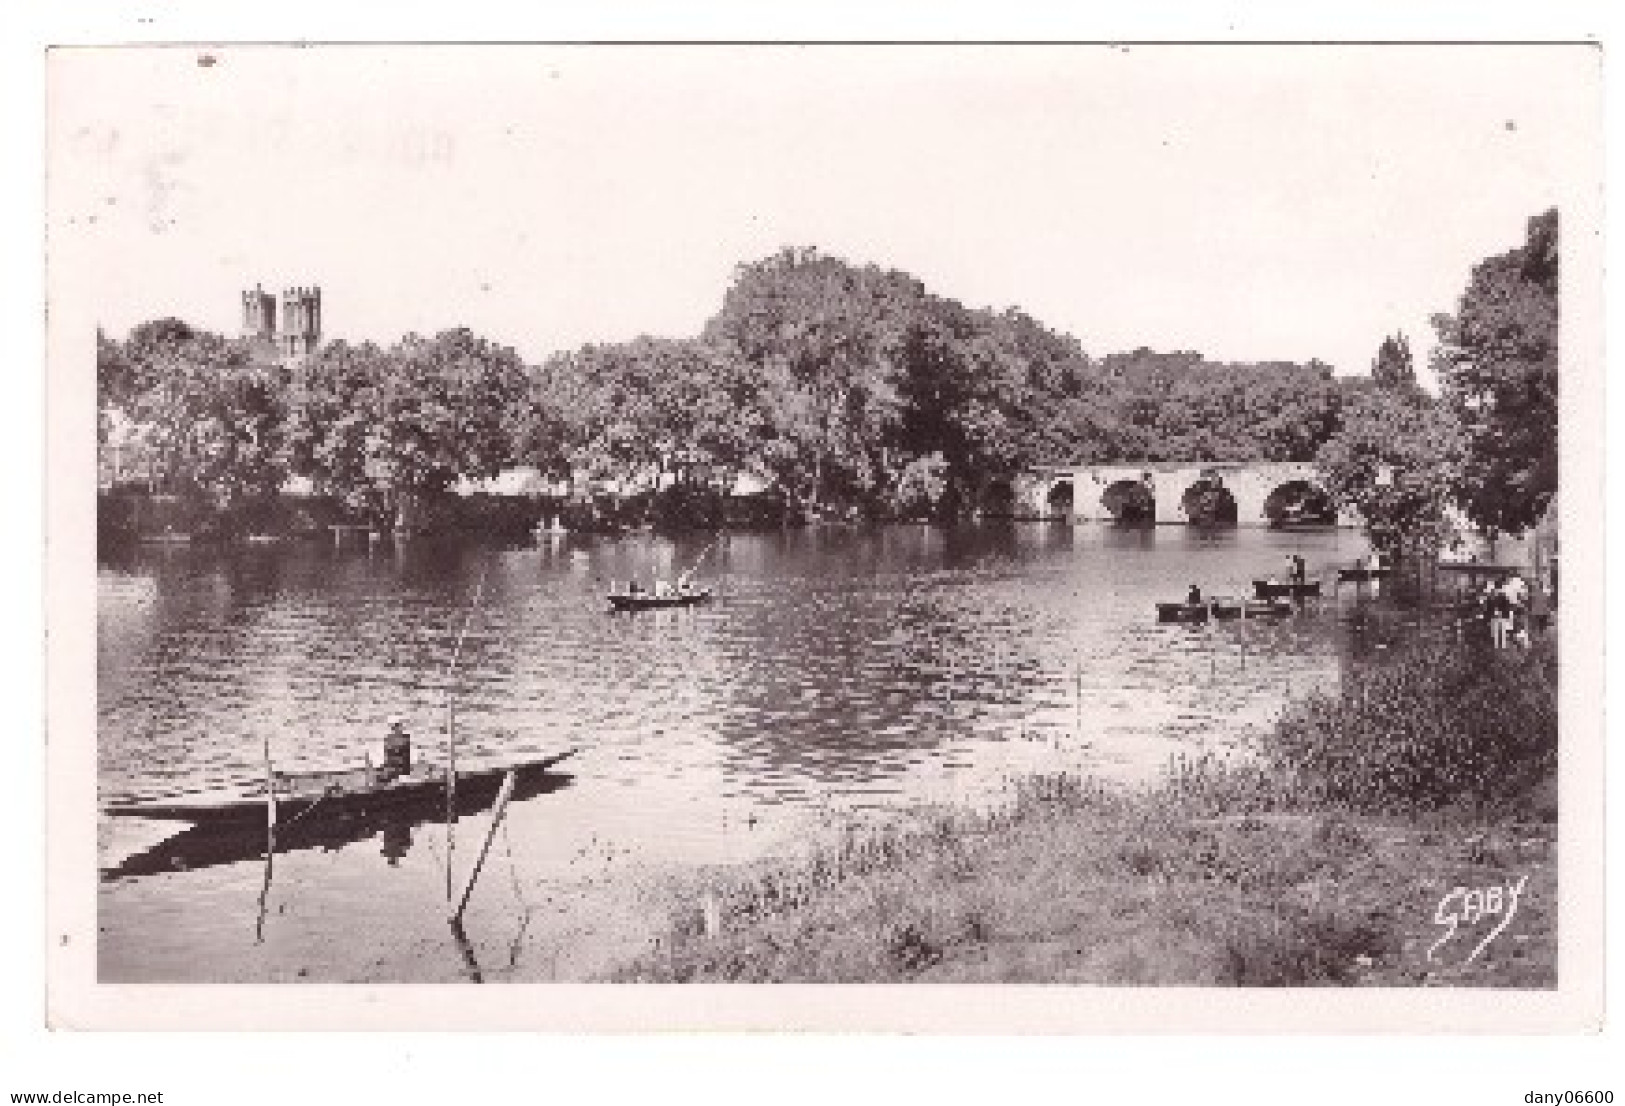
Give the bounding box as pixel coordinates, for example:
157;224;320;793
97;213;1558;551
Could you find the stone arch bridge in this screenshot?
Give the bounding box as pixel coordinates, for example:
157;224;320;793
1010;461;1356;527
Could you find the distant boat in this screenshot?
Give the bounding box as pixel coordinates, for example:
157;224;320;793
608;587;713;612
1336;566;1394;583
1253;579;1322;600
1208;596;1292;620
139;531;192;545
1156;601;1209;624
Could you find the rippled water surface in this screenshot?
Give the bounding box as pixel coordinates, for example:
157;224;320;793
98;523;1394;981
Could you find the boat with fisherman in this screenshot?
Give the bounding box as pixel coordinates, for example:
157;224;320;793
607;585;713;611
102;752;577;879
607;535;720;612
105;748;577;829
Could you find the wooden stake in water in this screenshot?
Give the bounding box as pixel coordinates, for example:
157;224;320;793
1073;660;1083;740
450;770;518;925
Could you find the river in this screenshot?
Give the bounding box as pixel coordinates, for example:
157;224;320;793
97;522;1409;982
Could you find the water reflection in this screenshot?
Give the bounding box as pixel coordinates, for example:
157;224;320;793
101;523;1421;981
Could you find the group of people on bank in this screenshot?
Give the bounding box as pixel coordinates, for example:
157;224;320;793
1469;573;1536;649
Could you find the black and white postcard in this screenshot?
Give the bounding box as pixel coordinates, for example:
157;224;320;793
43;41;1604;1035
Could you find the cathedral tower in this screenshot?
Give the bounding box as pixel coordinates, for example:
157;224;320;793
240;284;276;341
278;285;323;361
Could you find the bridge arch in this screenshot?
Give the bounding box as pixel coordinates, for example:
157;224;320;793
1262;478;1336;527
1045;479;1075;518
1101;477;1156;524
1180;474;1238;526
980;478;1017;518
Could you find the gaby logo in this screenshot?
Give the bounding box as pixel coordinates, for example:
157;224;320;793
1428;875;1529;966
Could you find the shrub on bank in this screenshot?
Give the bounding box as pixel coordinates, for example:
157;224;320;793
1264;634;1557;818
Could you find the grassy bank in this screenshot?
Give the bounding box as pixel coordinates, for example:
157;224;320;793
610;634;1558;986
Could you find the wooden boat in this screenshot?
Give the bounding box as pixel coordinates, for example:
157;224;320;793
1253;579;1322;600
1243;599;1295;618
1336;566;1394;583
102;754;578;880
1208;597;1245;620
607;587;713;612
105;749;577;829
1156;602;1210;624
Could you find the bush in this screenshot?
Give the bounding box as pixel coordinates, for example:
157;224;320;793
1263;635;1556;818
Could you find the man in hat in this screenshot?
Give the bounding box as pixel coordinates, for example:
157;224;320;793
379;715;412;783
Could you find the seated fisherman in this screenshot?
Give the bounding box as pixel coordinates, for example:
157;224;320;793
379;715;412;783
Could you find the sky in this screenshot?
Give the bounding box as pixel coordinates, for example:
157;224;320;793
49;44;1597;377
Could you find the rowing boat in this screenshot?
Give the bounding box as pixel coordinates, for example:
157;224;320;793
1156;602;1209;624
1253;579;1322;600
105;749;576;828
607;588;713;612
1207;597;1293;620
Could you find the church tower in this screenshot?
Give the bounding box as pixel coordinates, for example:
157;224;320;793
278;285;323;361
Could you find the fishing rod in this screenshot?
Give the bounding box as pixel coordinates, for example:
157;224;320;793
443;567;489;902
677;533;722;587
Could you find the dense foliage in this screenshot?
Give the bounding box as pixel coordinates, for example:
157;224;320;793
1316;211;1560;553
1314;385;1468;557
96;228;1553;535
1431;209;1559;537
1370;332;1416;393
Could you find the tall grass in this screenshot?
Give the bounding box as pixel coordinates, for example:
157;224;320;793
1263;634;1557;818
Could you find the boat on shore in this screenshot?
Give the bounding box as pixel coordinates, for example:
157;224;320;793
105;749;577;828
1156;601;1210;624
608;588;713;612
1253;579;1322;600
